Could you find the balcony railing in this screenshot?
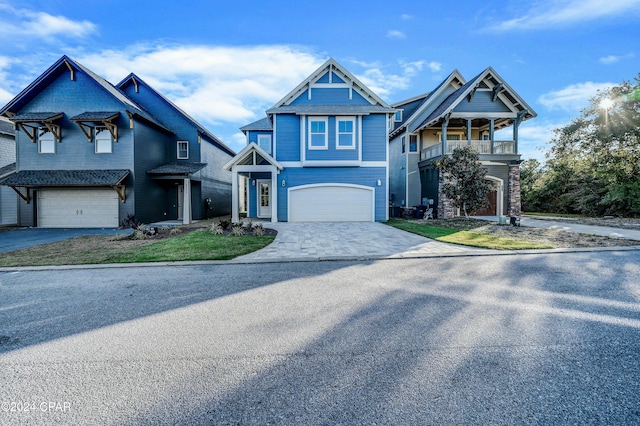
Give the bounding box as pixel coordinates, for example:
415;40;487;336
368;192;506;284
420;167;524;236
421;140;516;160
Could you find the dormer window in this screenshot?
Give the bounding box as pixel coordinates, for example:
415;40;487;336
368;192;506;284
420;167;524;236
177;141;189;159
95;126;112;154
394;110;402;122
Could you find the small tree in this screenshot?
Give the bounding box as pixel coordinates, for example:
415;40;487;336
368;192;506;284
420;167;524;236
438;146;492;217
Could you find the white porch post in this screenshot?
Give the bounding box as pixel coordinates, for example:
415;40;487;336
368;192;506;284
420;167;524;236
270;166;278;222
231;168;239;223
182;178;191;225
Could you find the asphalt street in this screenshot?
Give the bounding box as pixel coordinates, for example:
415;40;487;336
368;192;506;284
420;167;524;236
0;251;639;425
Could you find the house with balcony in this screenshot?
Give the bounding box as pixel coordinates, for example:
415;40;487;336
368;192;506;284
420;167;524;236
0;55;234;228
389;67;536;218
225;58;395;223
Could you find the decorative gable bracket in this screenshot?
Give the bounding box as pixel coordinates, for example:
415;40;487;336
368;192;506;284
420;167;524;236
11;113;64;143
492;83;504;102
70;112;120;142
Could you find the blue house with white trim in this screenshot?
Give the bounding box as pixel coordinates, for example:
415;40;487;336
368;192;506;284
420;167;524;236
0;55;234;228
225;59;396;223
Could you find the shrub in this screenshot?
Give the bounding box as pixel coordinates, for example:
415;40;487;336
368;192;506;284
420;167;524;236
252;223;265;236
218;219;231;230
210;224;224;235
120;213;140;229
231;223;245;236
132;224;148;240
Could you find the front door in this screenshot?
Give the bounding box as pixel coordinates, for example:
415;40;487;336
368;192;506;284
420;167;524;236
257;179;272;218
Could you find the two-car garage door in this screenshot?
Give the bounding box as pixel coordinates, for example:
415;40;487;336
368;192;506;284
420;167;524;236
37;189;119;228
288;184;374;222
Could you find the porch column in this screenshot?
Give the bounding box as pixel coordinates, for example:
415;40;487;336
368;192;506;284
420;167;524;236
182;178;191;225
231;168;239;223
441;122;447;155
466;118;472;145
489;118;495;154
270;166;278;223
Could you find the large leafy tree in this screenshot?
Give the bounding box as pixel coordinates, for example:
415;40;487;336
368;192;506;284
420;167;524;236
439;146;492;217
539;73;640;216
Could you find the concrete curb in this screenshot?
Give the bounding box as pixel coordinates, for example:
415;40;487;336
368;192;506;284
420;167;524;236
2;245;639;272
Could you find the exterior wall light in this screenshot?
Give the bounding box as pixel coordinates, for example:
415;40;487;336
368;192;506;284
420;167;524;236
281;179;286;187
377;179;382;186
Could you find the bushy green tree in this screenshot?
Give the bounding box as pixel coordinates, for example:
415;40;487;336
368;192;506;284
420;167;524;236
532;73;640;216
439;146;492;217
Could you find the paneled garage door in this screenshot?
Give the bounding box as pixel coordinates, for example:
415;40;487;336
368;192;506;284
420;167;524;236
288;184;374;222
37;189;119;228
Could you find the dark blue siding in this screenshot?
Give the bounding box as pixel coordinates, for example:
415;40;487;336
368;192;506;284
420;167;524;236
274;115;300;162
454;90;512;113
362;114;387;161
290;88;370;105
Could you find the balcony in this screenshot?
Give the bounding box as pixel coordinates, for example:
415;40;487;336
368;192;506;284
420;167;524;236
420;140;516;160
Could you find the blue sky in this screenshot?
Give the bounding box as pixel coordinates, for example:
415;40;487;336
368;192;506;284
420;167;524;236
0;0;639;161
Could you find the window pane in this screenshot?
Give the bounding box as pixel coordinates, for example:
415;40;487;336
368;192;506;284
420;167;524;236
96;129;112;153
338;120;352;133
257;135;271;154
311;134;325;147
338;134;353;147
311;121;325;133
39;131;55;153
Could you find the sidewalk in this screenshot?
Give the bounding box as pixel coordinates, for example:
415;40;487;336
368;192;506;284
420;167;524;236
519;217;640;240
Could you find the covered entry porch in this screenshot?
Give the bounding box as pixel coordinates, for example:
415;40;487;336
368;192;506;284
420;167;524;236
224;143;283;223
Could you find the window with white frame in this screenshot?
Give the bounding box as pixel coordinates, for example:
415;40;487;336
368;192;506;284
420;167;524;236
257;134;272;154
177;141;189;159
308;117;328;150
38;128;55;154
409;134;418;152
95;127;113;154
336;117;355;149
394;110;402;122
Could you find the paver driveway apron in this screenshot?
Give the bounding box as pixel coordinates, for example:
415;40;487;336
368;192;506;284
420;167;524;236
0;228;126;253
236;222;480;261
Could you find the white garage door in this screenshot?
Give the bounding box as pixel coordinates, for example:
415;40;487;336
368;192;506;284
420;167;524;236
289;184;374;222
38;189;119;228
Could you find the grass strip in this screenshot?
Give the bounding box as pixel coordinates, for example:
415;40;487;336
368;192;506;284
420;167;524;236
387;219;553;250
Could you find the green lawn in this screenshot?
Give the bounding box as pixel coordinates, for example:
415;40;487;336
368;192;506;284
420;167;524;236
386;219;553;250
0;229;274;267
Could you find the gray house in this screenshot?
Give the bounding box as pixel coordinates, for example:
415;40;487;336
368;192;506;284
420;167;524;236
389;67;536;218
0;117;17;225
0;55;234;228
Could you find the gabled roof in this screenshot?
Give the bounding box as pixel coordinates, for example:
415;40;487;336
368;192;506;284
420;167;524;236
117;73;235;156
0;55;171;134
390;69;466;138
0;162;16;178
270;58;392;109
224;142;283;171
411;67;537;132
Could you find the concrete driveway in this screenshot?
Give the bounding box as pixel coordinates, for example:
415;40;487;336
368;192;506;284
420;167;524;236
0;227;128;253
235;222;481;262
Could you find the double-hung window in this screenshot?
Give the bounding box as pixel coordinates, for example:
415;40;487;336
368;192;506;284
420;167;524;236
308;117;328;150
257;134;272;154
336;117;355;149
409;135;418;152
38;128;55;154
177;141;189;159
95;127;113;154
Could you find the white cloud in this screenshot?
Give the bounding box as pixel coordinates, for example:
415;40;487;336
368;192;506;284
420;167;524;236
538;82;615;112
386;30;406;40
494;120;560;162
0;2;97;41
354;60;424;97
599;53;635;64
428;61;442;72
79;44;323;128
400;14;413;20
484;0;640;31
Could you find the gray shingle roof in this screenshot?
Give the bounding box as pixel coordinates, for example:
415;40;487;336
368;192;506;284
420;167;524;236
0;119;15;136
69;111;120;121
0;169;130;186
266;105;396;115
147;162;207;175
10;112;64;122
240;117;272;131
0;162;16;177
